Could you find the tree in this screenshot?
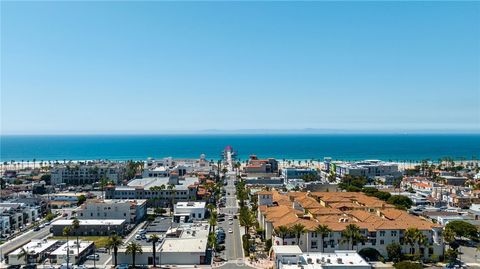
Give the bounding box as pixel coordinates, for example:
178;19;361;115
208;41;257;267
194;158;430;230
315;224;332;252
209;211;218;232
125;242;143;269
443;227;456;249
71;218;81;265
341;224;362;250
149;234;160;268
77;195;86;206
45;213;54;222
403;227;428;257
106;234;123;268
63;227;71;266
387;195;413;210
445;248;459;264
154;207;166;216
239;208;256;234
290;223;306;246
274;225;290;245
386;242;403;262
446;220;478;240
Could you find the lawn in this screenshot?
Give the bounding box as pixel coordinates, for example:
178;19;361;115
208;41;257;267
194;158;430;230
49;236;110;248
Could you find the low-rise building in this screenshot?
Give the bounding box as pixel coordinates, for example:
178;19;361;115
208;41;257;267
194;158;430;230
334;160;401;179
272;245;371;269
116;222;210;265
174;201;206;223
8;239;60;265
51;219;127;236
282;168;318;180
77;199;147;224
244;155;279;175
50;240;94;265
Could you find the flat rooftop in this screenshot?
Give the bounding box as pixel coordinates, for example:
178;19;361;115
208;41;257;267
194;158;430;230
175;201;206;209
52;219;126;226
10;239;58;255
160;238;207;253
281;251;370;268
127;177;199;191
51;240;93;256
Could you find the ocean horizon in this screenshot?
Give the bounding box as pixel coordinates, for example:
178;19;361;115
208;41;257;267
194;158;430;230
1;134;479;162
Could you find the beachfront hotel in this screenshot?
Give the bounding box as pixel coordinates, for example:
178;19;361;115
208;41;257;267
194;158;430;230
257;191;444;260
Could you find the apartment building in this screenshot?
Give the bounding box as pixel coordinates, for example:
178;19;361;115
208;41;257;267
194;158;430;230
333;160;401;179
244;155;279;174
143;155;213;178
282;168;318;180
257;191;443;260
77;199;147;224
50;162;125;185
0;202;40;232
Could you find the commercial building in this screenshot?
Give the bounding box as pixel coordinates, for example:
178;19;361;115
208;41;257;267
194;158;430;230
116;222;210;265
50;240;94;265
77;199;147;224
50;162;125;185
173;201;206;223
51;219;127;236
272;245;371;269
105;174;198;207
257;191;444;260
8;239;61;265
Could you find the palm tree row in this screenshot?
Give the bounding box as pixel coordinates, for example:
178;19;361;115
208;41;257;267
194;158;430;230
274;224;368;251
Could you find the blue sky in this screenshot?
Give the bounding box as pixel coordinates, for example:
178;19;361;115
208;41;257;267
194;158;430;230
1;1;479;134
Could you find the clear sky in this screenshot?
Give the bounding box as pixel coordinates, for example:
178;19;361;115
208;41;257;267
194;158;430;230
1;1;479;134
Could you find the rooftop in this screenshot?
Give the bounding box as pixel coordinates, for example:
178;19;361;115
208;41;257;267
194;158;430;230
52;219;126;226
51;240;93;256
10;239;58;255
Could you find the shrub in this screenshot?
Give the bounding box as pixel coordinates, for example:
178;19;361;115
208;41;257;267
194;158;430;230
394;261;422;269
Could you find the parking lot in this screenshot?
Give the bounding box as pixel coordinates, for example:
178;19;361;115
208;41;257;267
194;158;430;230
124;217;177;247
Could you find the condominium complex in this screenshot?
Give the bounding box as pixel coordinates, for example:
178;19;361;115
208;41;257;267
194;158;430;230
331;160;401;179
0;202;40;233
257;191;443;260
51;162;126;185
244;155;279;175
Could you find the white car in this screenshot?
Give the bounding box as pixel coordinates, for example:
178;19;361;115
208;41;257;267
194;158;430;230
228;228;233;233
87;254;100;260
135;234;142;240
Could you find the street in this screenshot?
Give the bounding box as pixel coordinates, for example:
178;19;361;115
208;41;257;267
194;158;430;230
0;224;51;262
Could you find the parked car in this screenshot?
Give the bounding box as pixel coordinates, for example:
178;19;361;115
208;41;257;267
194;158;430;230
135;234;142;240
96;247;108;253
116;264;129;269
33;226;40;231
86;254;100;260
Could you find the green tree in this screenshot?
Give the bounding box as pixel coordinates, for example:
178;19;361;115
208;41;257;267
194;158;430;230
341;224;363;250
149;234;160;268
239;208;256;234
386;242;403;262
403;228;427;257
387;195;413;210
209;211;218;232
291;223;306;246
274;225;291;245
63;227;71;266
125;242;143;269
71;218;81;265
106;234;123;268
45;212;54;222
445;248;459;264
315;224;332;252
446;220;478;240
77;195;87;206
443;227;456;249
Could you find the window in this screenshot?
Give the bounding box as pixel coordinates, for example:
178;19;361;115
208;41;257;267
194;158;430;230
391;231;397;237
380;240;385;245
311;241;317;249
379;231;385;236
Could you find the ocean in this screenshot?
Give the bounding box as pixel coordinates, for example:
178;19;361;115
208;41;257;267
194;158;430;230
1;134;479;162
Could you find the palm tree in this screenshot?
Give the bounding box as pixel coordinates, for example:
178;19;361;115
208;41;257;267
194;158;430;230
291;223;306;247
341;224;362;250
315;224;332;252
106;234;123;268
149;234;160;267
167;184;176;215
404;227;422;255
71;218;80;265
125;242;143;269
17;247;29;265
274;225;290;245
239;208;256;234
209;211;218;232
63;227;71;266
